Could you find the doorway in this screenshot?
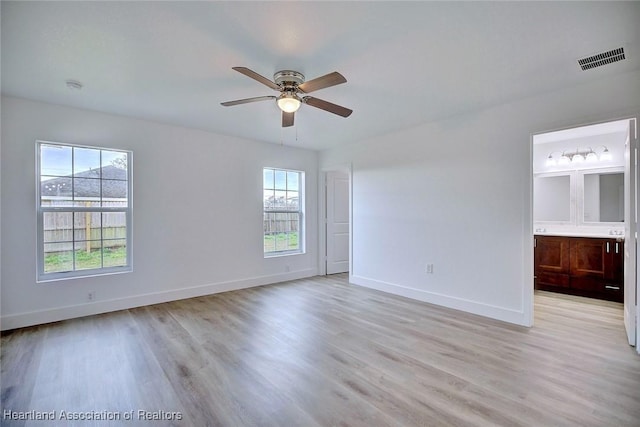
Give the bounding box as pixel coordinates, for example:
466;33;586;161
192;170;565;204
320;167;351;276
531;118;638;349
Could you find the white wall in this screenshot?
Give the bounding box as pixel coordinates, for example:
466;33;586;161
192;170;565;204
320;70;640;326
0;96;319;330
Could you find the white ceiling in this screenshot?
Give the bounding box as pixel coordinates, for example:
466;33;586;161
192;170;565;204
533;119;630;145
2;1;639;151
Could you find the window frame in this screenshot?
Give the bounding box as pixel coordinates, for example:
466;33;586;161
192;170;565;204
36;140;133;282
263;167;305;257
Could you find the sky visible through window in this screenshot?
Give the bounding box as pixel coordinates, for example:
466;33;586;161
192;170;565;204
40;144;127;180
263;168;299;191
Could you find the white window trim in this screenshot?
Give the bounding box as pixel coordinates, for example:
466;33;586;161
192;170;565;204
36;140;133;282
263;167;305;257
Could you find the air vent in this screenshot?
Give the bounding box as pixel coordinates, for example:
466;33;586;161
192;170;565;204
578;47;625;71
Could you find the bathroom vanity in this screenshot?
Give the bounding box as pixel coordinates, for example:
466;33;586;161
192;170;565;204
533;168;625;302
534;234;623;302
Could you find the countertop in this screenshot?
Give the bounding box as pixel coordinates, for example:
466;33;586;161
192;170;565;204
534;231;624;239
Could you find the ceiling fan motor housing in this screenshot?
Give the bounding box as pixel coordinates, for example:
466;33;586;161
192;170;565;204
274;70;305;87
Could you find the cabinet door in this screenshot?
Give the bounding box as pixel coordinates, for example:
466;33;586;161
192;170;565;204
534;236;571;289
570;238;607;278
535;236;570;273
608;240;624;281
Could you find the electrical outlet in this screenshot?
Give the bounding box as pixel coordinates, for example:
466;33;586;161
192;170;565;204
87;291;96;302
285;265;291;272
426;264;434;274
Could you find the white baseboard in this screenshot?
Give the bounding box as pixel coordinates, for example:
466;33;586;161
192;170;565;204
350;274;528;326
1;269;316;331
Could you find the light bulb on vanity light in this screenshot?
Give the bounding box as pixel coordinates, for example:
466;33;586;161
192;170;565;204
545;154;557;166
600;147;612;161
585;150;598;162
571;153;584;164
558;153;571;165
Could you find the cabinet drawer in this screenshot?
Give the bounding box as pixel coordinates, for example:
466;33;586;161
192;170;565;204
536;272;570;288
571;277;622;294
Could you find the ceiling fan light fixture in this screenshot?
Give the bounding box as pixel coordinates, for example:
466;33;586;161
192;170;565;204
222;67;352;127
277;93;301;113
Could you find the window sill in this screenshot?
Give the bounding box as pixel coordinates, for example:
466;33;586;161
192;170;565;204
264;251;305;259
37;267;132;283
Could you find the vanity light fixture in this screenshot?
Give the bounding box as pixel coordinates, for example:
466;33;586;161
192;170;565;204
545;151;567;166
558;153;571;165
546;146;612;167
545;153;557;166
599;147;612;161
572;153;585;163
585;150;598;162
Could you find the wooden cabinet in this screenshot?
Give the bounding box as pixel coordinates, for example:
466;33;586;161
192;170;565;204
534;235;623;302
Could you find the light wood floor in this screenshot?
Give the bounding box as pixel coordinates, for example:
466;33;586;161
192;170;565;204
2;274;639;426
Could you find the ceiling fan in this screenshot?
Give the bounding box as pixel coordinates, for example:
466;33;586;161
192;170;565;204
221;67;353;127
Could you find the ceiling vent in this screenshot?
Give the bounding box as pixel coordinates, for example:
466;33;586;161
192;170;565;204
578;47;625;71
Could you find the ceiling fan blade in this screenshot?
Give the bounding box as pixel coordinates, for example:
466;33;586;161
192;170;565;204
282;111;295;127
221;96;276;107
232;67;280;90
303;96;353;118
298;72;346;93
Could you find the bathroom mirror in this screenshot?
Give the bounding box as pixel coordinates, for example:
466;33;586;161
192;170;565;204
583;171;624;223
533;174;571;222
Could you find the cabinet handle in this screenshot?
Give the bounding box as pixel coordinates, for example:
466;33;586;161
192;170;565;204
606;242;610;253
605;285;620;290
615;243;619;254
534;238;536;248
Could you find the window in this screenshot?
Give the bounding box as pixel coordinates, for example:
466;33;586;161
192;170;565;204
263;168;304;256
37;141;132;281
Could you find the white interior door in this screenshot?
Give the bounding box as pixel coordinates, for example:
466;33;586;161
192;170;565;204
326;171;349;274
623;118;637;347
